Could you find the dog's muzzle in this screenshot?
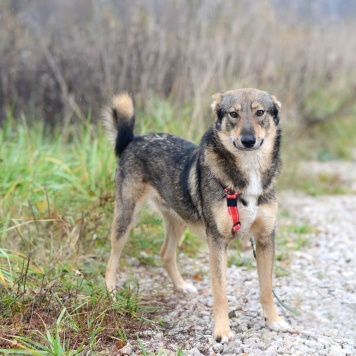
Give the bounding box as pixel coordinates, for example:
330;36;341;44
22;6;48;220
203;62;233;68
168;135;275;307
233;137;264;151
241;135;256;148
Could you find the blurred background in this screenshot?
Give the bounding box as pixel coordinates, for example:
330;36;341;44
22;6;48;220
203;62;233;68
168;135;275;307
1;0;356;151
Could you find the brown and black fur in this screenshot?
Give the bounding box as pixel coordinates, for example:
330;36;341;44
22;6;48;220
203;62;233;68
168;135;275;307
102;88;292;344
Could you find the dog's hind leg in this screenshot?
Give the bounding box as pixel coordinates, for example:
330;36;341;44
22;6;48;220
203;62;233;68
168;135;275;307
160;210;197;294
105;192;145;293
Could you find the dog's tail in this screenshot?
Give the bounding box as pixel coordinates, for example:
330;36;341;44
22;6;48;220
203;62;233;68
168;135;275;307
102;93;135;157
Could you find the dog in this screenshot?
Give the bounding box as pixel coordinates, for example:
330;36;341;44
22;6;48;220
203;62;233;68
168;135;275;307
102;88;292;343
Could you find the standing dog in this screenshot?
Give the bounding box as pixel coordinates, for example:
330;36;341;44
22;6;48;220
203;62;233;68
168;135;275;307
102;88;292;343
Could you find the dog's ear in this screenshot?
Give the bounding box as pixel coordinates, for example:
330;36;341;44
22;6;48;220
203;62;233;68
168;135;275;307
270;94;281;125
211;93;225;125
211;93;223;113
271;95;281;112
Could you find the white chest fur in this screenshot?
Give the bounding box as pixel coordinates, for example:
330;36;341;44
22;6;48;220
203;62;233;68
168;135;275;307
244;168;262;205
236;153;263;237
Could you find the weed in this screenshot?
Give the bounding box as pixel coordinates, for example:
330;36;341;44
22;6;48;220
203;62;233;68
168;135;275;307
137;337;148;356
179;228;202;256
227;239;254;269
228;251;254;269
0;308;82;355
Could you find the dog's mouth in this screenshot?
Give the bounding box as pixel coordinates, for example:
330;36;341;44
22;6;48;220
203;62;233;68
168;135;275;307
233;138;264;151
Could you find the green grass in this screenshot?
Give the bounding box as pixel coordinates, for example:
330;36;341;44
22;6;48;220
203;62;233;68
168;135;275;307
279;111;356;195
296;172;348;196
274;223;315;277
278;163;350;196
311;113;356;161
227;239;254;269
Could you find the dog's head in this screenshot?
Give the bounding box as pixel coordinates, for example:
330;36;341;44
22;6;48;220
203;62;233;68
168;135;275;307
211;88;281;152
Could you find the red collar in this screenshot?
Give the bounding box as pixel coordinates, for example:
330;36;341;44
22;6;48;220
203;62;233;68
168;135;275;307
217;180;241;235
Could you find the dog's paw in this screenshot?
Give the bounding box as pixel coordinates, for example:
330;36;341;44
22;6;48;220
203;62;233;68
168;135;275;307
267;319;293;332
213;329;234;344
175;282;198;294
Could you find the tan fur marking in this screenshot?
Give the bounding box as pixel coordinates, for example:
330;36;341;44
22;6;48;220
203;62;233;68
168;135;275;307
112;92;134;119
105;186;148;292
208;237;232;341
212;202;234;239
251;201;278;237
159;210;190;293
211;92;222;112
188;164;198;198
205;148;235;190
271;95;282;110
101;108;117;144
252;102;262;109
101;92;134;144
231;104;241;112
251;200;282;325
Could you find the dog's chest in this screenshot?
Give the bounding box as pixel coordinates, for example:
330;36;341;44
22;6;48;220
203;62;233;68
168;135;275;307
214;168;262;238
238;169;262;235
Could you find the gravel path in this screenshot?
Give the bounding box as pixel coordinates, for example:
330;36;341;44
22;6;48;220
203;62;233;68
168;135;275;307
115;192;356;355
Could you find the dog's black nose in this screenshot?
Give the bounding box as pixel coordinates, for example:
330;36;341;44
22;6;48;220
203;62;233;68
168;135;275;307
241;135;256;148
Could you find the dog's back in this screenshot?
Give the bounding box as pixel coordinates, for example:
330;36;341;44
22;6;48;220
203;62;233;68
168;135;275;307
102;93;201;222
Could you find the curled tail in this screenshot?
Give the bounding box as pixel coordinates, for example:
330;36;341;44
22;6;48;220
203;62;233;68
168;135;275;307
102;93;135;157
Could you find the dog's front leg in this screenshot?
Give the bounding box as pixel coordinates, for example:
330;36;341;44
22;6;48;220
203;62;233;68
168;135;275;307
255;231;292;332
208;236;233;343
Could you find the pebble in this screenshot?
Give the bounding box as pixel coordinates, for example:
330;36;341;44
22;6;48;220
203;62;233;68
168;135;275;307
115;193;356;355
265;345;277;354
117;342;132;355
212;343;223;353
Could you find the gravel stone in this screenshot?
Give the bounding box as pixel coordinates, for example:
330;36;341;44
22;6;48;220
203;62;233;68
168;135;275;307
212;342;224;353
188;348;202;356
265;345;277;355
117;342;132;355
222;341;243;354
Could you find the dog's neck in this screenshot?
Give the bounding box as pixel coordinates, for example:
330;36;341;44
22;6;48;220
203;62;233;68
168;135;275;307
202;127;280;199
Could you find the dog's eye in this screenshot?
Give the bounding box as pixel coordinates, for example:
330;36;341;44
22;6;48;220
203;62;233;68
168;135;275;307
229;112;238;118
256;110;265;117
